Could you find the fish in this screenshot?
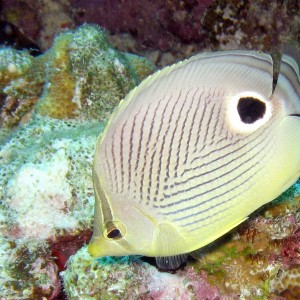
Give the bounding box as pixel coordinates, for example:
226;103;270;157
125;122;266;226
88;50;300;269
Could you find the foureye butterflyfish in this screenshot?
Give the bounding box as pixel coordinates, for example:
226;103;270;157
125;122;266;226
88;50;300;269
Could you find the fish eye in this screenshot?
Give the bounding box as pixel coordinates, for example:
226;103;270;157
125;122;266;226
102;220;126;240
237;97;266;124
107;228;121;239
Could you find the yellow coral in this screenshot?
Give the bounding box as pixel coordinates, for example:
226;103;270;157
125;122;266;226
35;34;78;118
34;25;156;120
36;71;77;119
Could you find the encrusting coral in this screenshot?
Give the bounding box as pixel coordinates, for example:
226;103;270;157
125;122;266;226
0;24;156;128
0;47;45;128
0;237;61;299
0;24;155;299
35;24;154;120
63;246;230;300
0;115;102;298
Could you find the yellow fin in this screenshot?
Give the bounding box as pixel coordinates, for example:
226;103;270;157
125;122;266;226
190;217;248;252
155;222;188;256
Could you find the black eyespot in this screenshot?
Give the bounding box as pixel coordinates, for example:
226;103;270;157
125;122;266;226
107;228;121;239
237;97;266;124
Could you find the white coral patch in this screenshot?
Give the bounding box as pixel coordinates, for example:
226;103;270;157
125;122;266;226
8;143;78;239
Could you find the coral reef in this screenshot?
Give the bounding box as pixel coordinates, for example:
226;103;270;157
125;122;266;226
202;0;300;52
270;266;300;299
0;47;44;128
0;20;40;55
35;24;154;120
0;237;61;299
1;0;74;51
62;246;231;300
0;115;102;298
0;24;155;299
71;0;214;50
0;24;156;128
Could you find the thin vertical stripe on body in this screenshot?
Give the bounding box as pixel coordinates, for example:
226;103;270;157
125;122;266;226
102;85;277;222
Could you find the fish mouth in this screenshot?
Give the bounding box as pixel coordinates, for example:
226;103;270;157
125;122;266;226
88;235;133;257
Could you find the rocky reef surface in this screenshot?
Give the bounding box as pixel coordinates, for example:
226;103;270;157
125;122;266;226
0;24;155;299
0;2;300;299
1;1;299;66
